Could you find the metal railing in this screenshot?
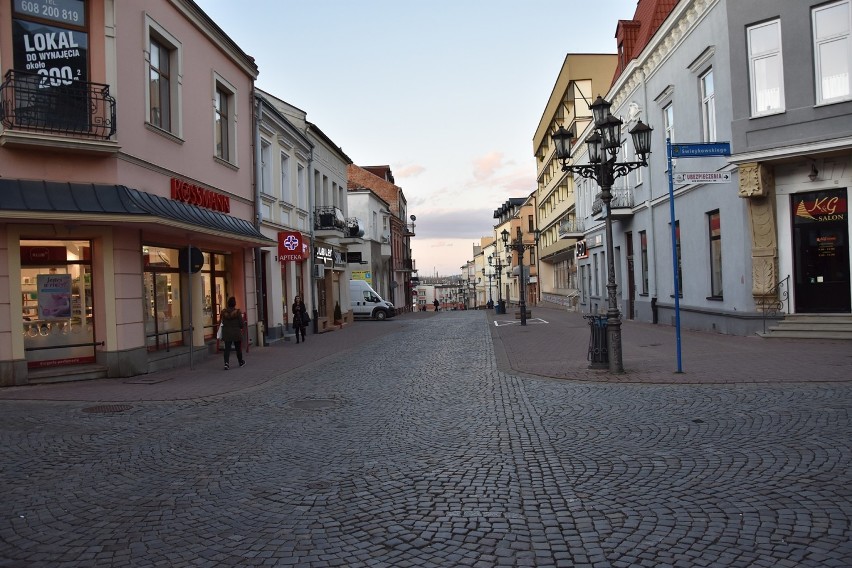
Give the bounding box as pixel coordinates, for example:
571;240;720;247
558;217;584;238
314;206;345;231
1;70;116;139
759;275;790;334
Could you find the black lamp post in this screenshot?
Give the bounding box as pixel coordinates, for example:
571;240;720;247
485;256;495;306
552;95;653;373
501;227;540;326
492;254;505;313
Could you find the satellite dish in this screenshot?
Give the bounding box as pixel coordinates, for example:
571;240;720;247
410;215;416;221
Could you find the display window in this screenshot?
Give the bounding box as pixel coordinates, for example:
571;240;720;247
143;245;184;350
20;239;95;368
201;252;229;339
144;246;231;348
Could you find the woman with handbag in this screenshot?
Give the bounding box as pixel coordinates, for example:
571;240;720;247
220;296;245;370
291;295;309;343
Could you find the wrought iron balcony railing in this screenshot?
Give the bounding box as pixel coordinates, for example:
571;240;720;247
590;188;635;217
558;217;584;238
314;206;346;231
0;70;116;139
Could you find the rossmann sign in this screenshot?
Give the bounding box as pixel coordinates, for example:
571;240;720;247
170;178;230;213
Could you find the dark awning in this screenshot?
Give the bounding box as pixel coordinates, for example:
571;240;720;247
0;179;274;246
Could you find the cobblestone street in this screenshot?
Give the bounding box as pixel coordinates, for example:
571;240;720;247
1;311;850;567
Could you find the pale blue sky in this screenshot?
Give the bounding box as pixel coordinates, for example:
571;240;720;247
196;0;639;275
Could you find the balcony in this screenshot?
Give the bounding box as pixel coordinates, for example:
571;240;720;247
340;217;365;244
395;258;415;273
558;218;584;240
590;188;634;221
0;70;118;154
403;223;415;237
314;206;346;239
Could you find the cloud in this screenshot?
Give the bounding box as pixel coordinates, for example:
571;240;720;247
472;151;505;181
395;164;426;178
413;207;497;239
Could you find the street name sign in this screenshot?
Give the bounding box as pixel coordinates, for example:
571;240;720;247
670;142;731;157
674;171;732;184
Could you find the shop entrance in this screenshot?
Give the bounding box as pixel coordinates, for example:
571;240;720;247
792;188;850;313
21;240;96;368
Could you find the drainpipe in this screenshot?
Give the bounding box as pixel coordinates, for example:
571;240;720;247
307;141;318;334
252;91;266;346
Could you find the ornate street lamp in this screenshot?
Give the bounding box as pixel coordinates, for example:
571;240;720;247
552;95;653;373
501;227;541;326
492;254;505;313
484;259;494;307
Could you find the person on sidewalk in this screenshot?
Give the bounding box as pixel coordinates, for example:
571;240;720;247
220;296;245;370
433;299;439;312
292;296;309;343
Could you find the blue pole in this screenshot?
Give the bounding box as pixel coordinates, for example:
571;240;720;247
666;138;684;373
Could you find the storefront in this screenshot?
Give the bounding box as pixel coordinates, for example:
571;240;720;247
1;180;274;386
791;188;850;313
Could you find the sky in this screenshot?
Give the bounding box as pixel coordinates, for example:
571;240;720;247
196;0;640;276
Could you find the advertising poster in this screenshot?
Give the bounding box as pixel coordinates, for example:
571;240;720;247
37;274;72;319
12;18;89;130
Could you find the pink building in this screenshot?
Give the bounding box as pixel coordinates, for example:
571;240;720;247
0;0;273;385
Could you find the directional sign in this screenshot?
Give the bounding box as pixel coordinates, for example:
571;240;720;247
674;171;732;184
670;142;731;157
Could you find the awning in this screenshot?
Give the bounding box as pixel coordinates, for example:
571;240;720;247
0;179;275;246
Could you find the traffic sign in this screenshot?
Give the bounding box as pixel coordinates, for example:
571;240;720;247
674;171;732;184
670;142;731;157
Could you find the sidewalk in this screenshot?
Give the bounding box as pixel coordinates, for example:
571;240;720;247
0;307;848;402
490;304;852;384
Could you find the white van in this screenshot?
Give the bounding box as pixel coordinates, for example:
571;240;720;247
349;279;396;320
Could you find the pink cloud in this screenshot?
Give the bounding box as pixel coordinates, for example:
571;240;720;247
472;151;504;181
396;164;426;178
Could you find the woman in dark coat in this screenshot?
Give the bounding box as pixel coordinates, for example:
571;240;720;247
291;295;309;343
220;296;245;370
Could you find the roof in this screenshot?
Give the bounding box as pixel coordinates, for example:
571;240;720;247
613;0;680;83
0;179;274;245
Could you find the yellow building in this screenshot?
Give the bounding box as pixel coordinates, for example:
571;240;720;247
533;54;618;310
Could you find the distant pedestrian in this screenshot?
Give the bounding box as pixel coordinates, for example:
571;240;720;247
292;296;309;343
433;299;439;312
220;296;245;370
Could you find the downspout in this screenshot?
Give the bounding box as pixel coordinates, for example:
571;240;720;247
252;91;266;346
307;140;318;334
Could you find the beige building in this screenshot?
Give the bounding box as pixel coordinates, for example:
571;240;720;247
532;54;618;310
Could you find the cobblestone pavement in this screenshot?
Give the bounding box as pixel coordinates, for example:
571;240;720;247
1;311;850;567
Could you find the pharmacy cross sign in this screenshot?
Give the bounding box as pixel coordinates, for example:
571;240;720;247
282;235;299;251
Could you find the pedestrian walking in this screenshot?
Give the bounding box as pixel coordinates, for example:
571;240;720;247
292;295;309;343
433;299;439;312
220;296;245;370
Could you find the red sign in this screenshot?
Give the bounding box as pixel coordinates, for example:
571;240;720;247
277;231;309;261
170;178;230;213
21;246;67;264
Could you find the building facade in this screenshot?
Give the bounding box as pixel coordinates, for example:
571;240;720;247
727;0;852;317
533;54;619;311
0;0;272;385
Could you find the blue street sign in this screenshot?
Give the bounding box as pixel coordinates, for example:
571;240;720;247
670;142;731;157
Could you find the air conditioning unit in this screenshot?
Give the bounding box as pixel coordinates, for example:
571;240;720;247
313;264;325;279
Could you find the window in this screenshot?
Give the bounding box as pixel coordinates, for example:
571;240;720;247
280;153;291;204
663;103;675;143
528;214;534;233
813;0;852;104
708;211;723;297
214;86;230;161
639;230;649;295
297;165;306;209
149;39;171;131
145;19;182;136
260;140;272;195
701;69;716;142
748;19;784;116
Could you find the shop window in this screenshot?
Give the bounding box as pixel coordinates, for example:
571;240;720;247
20;239;95;368
708;211;723;297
